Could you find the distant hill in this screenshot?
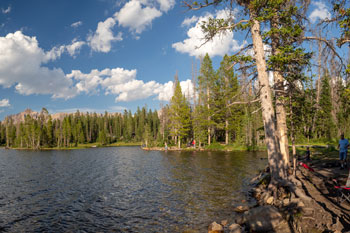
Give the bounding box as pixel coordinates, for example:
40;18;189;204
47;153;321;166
4;108;68;124
2;108;129;124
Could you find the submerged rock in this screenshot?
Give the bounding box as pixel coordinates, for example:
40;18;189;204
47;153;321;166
220;220;228;227
228;223;243;233
233;205;249;213
208;222;223;233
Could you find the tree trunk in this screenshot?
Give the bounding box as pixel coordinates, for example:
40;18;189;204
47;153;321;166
207;88;211;145
250;16;286;183
290;94;297;176
270;15;290;169
312;40;322;135
5;125;9;147
225;119;229;145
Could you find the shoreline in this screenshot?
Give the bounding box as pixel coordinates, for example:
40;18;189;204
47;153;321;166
206;151;350;232
1;143;336;152
0;142;141;151
141;145;267;152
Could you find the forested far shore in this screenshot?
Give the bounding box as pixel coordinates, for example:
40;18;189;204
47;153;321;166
1;49;349;150
0;108;160;149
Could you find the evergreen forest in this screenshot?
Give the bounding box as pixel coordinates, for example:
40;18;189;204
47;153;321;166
1;50;350;150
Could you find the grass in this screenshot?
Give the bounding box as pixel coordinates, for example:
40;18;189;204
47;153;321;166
292;143;339;161
203;142;266;151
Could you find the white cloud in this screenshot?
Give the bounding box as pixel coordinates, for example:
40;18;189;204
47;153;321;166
71;21;83;28
115;0;162;34
44;45;66;61
66;39;85;57
309;1;331;23
173;10;243;58
86;0;174;53
2;6;11;14
67;67;138;95
88;17;123;53
0;31;78;99
156;79;194;101
68;66;193;102
69;70;102;94
114;80;162;101
181;15;199;27
156;0;175;12
101;68;137;90
0;99;10;107
44;39;85;60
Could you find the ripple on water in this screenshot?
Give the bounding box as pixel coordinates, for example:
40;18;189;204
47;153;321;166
0;147;267;232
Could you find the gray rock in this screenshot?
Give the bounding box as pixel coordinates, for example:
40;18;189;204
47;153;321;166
220;220;228;227
208;222;223;233
233;205;249;213
228;223;242;233
283;198;290;206
242;206;290;232
266;196;274;205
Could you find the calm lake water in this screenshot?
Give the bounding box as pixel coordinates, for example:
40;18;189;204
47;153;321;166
0;147;267;232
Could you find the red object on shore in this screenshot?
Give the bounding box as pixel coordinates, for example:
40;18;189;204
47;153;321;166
299;162;315;172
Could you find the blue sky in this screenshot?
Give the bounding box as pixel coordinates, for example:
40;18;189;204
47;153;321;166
0;0;345;119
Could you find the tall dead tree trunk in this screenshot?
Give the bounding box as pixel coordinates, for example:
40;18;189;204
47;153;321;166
271;14;290;169
225;72;230;145
250;15;287;183
207;87;211;145
312;39;323;136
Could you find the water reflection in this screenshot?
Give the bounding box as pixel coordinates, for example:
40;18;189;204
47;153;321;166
0;147;267;232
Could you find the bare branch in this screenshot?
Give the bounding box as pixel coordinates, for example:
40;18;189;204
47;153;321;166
183;1;218;10
227;98;260;107
338;39;350;47
303;36;346;70
252;107;262;114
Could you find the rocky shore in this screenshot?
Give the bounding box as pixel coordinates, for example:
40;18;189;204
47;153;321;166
206;158;350;233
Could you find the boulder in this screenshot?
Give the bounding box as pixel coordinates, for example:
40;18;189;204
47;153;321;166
283;198;290;206
220;220;228;227
228;223;243;233
234;205;249;213
266;196;274;205
208;222;223;233
242;206;290;232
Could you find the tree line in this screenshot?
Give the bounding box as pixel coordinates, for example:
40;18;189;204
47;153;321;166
0;108;160;149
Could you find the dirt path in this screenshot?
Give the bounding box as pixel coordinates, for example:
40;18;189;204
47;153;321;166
293;161;350;232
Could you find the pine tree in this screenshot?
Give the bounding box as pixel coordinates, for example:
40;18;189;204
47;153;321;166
315;73;335;140
198;53;216;145
217;54;241;144
169;77;191;148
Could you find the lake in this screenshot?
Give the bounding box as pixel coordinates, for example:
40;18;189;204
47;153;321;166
0;147;267;232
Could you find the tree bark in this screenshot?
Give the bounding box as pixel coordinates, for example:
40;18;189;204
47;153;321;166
225;119;229;145
225;74;229;145
270;14;290;169
312;39;322;136
207;87;211;145
250;15;286;182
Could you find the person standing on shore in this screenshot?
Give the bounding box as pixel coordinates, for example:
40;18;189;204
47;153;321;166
306;147;311;161
338;134;349;169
